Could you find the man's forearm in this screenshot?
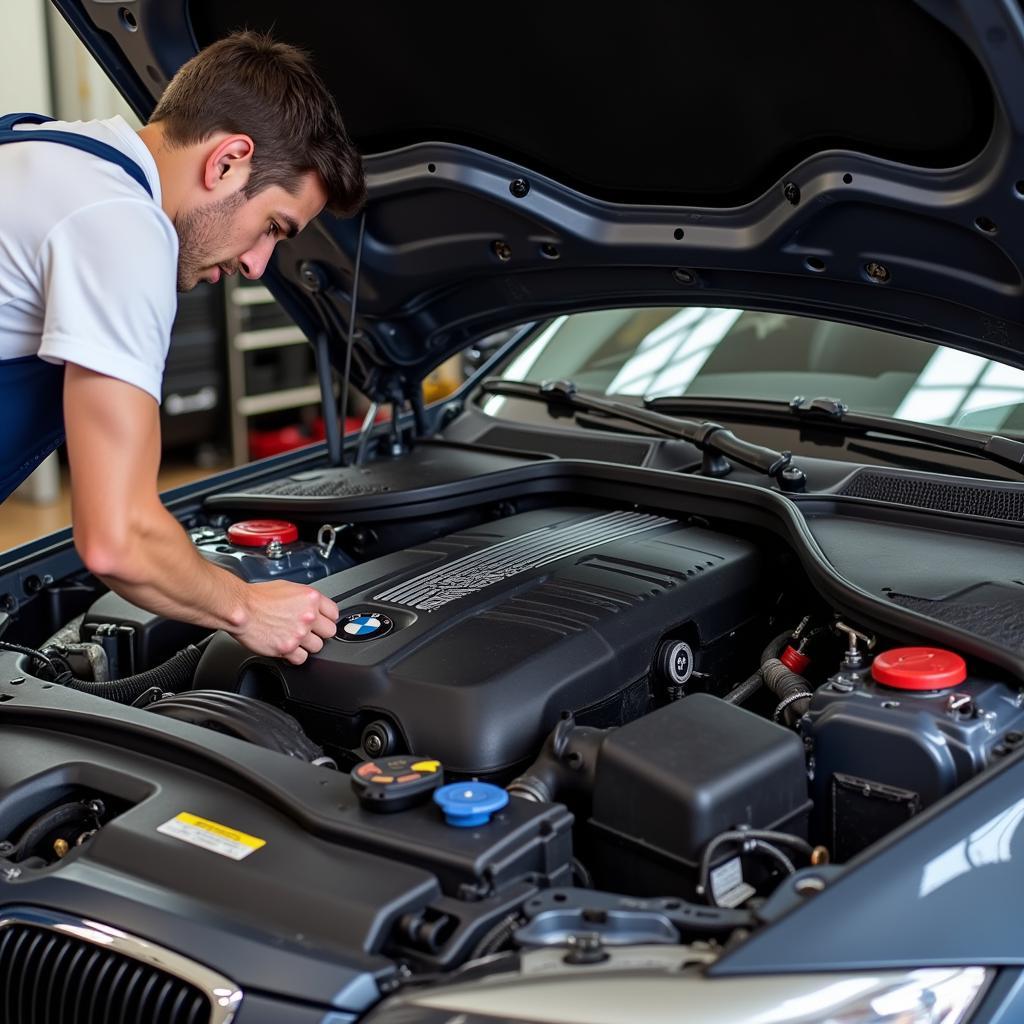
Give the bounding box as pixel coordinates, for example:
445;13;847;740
63;366;337;663
88;501;252;632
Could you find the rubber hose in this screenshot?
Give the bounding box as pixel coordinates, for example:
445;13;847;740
146;690;325;762
43;613;84;650
723;669;761;705
723;631;791;706
471;913;523;959
760;657;813;725
749;839;796;877
0;640;61;679
571;856;595;889
761;631;792;667
507;718;606;806
62;645;202;704
761;658;810;702
699;828;813;905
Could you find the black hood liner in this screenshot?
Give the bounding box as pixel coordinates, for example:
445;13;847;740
189;0;993;208
56;0;1024;401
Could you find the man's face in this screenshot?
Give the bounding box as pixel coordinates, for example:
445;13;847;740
173;171;327;292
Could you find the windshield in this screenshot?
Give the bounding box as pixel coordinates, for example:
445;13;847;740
480;307;1024;433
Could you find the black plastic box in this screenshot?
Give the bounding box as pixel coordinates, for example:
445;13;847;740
588;694;810;894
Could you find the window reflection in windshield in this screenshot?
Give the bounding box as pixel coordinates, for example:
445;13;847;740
483;307;1024;433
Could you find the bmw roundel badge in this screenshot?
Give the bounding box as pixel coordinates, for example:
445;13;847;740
338;611;395;642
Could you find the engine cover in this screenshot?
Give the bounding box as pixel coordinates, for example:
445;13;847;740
197;507;766;774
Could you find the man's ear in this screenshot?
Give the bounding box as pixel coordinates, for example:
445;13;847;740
202;134;254;193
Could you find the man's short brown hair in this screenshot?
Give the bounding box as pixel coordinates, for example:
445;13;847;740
149;31;365;216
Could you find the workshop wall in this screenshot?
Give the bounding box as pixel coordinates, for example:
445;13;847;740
0;0;50;114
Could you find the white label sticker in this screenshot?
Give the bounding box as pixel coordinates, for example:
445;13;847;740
157;812;266;861
710;856;755;908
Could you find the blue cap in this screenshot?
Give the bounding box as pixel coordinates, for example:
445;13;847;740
433;782;509;827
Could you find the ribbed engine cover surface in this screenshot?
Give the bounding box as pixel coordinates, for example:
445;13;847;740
199;507;765;774
374;509;675;611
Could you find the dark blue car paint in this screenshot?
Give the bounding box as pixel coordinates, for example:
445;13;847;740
713;740;1024;974
973;970;1024;1024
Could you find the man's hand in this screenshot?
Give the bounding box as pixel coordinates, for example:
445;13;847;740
233;581;339;664
63;364;338;661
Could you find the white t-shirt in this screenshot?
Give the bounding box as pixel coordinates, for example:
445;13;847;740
0;115;178;403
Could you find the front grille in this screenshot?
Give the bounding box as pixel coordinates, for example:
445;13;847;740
0;912;239;1024
840;470;1024;522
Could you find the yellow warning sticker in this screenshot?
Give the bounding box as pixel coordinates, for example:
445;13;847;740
157;812;266;861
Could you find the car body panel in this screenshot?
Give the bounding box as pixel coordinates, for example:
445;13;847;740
49;0;1024;402
713;745;1024;973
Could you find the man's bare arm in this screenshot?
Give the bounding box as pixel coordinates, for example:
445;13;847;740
63;364;337;664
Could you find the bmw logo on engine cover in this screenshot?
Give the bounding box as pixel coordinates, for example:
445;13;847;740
338;611;395;642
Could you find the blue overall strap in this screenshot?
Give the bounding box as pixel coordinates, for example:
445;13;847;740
0;113;154;501
0;357;66;503
0;112;153;198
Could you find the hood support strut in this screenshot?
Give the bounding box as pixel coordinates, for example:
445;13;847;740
335;209;367;467
304;210;368;467
303;208;432;461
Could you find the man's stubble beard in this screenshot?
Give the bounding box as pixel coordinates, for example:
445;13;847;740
173;190;246;292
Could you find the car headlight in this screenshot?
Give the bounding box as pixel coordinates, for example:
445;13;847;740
365;960;993;1024
721;967;993;1024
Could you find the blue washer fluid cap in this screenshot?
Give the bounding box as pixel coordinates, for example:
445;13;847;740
434;782;509;827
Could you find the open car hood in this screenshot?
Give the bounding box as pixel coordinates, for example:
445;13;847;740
52;0;1024;403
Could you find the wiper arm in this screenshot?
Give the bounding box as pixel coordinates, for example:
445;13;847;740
647;394;1024;478
480;378;807;491
790;396;1024;472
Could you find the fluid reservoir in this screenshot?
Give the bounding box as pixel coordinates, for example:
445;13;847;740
803;646;1024;859
191;519;354;583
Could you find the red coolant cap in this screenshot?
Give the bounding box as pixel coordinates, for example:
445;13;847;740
780;645;811;675
870;647;967;690
226;519;299;548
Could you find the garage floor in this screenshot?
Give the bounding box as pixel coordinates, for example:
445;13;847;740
0;460;227;553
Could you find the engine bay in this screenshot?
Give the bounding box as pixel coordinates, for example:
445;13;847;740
197;506;770;776
0;458;1021;995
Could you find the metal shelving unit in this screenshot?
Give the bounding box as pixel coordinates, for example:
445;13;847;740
223;277;324;465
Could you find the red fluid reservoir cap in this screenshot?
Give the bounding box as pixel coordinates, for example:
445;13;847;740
226;519;299;548
780;645;811;675
871;647;967;690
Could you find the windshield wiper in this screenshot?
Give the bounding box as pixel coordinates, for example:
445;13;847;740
646;394;1024;479
480;378;807;491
